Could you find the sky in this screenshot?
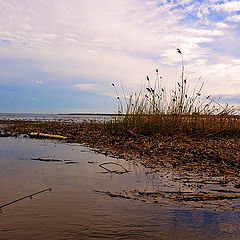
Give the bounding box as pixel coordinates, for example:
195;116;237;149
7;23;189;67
0;0;240;113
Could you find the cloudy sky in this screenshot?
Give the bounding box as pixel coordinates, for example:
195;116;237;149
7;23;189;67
0;0;240;113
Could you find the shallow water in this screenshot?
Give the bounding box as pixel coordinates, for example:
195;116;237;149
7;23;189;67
0;137;240;240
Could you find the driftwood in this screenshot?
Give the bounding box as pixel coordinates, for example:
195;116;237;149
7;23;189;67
31;157;62;162
29;132;67;140
99;162;130;174
31;157;78;164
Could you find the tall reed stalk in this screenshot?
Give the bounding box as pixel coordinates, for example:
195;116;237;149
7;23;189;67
107;49;239;137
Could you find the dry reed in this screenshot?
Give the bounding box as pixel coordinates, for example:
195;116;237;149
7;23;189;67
106;49;239;137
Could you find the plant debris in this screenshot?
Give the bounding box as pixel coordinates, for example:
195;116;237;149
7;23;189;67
1;120;239;178
31;157;78;164
93;188;240;211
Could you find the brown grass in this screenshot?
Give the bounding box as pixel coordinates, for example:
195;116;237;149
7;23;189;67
106;49;239;137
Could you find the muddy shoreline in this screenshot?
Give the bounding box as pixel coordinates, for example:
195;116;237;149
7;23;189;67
1;119;240;211
0;119;239;178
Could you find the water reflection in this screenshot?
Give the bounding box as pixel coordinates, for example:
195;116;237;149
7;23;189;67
0;137;239;240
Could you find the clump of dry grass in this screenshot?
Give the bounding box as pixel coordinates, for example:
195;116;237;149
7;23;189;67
106;49;239;137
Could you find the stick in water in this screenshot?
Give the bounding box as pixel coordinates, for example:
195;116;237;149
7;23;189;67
0;188;52;213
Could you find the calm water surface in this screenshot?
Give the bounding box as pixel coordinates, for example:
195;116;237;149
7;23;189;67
0;137;240;240
0;113;116;123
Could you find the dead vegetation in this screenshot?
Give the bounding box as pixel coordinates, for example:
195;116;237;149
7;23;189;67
0;119;240;177
93;187;240;211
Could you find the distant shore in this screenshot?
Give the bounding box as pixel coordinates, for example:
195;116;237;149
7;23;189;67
59;113;125;116
0;119;239;178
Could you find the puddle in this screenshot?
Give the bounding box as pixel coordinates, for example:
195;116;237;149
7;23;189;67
0;137;240;240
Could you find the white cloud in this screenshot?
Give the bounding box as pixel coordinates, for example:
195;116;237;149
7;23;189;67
214;1;240;12
74;83;96;91
33;79;43;85
186;56;240;96
197;4;210;23
215;22;228;28
183;29;223;36
0;0;240;103
227;15;240;22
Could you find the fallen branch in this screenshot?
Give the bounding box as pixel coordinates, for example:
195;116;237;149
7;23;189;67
31;157;62;162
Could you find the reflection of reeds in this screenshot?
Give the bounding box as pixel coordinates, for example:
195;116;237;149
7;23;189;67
107;49;239;137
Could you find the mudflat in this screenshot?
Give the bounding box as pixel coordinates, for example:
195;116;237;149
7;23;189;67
1;120;239;178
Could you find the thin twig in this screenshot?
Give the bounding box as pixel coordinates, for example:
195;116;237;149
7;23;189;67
99;162;130;174
0;188;52;213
